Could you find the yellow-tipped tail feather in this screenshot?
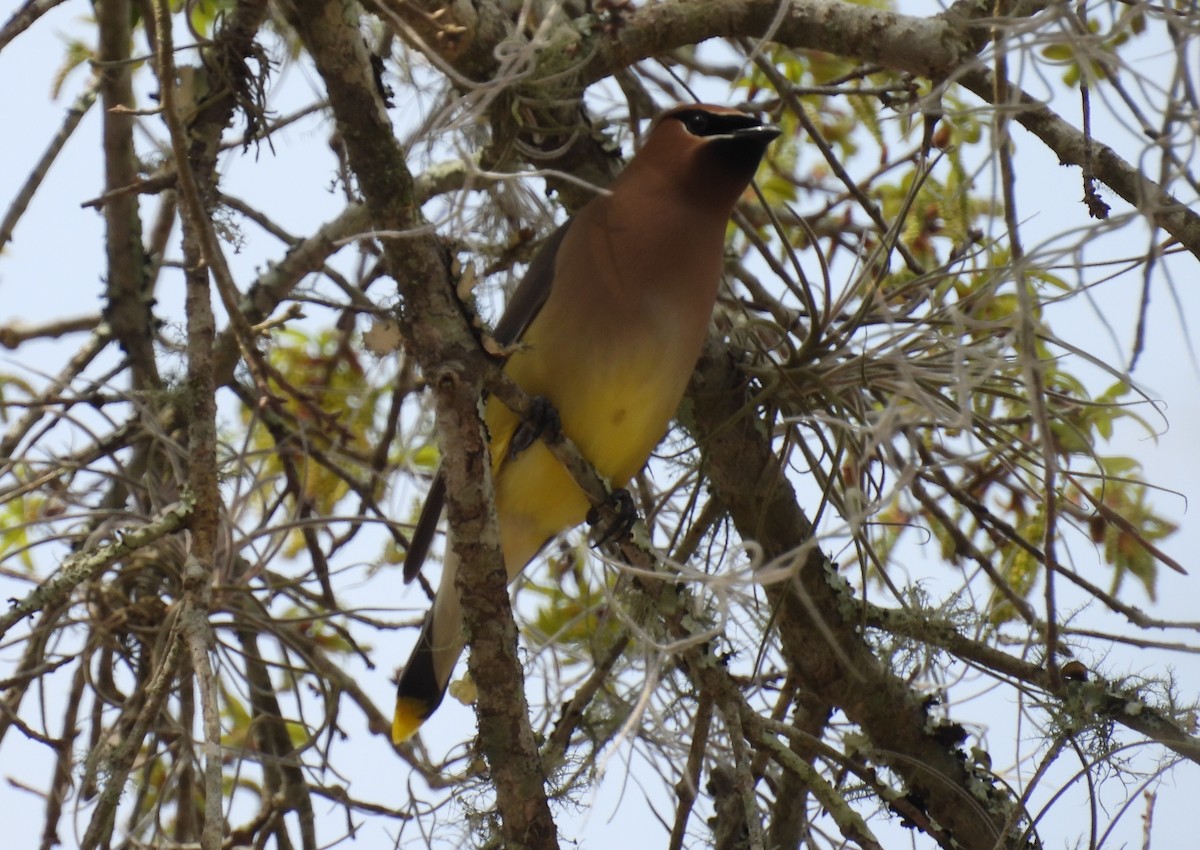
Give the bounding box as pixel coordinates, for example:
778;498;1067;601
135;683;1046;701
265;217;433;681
392;696;431;744
394;610;450;743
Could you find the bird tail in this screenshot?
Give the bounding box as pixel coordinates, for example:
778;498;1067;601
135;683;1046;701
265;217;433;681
393;614;447;742
393;552;465;743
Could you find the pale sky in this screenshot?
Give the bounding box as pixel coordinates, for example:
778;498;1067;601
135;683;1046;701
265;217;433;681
2;3;1198;848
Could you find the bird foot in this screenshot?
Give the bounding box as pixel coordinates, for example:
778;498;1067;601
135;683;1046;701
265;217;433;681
587;488;638;547
508;395;561;460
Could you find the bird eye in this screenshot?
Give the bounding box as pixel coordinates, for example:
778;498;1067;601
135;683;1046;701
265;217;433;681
682;111;710;135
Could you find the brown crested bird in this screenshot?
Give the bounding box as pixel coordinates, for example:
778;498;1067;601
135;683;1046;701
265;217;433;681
394;104;780;742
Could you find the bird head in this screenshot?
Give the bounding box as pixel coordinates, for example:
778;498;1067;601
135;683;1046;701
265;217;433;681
619;104;782;210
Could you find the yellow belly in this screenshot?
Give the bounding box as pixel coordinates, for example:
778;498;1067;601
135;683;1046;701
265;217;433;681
486;333;691;575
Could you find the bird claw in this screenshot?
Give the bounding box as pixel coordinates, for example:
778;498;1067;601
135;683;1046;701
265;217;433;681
508;395;561;460
587;488;638;547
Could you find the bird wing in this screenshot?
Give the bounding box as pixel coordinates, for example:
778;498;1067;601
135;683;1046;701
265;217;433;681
401;221;571;583
491;222;569;346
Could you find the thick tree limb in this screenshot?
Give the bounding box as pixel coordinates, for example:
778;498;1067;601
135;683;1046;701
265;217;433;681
95;0;160;390
579;0;981;84
685;341;1036;850
282;1;559;845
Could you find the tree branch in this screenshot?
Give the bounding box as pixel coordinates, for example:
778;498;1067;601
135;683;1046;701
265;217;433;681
0;495;194;639
0;0;68;51
960;66;1200;261
283;1;559;845
579;0;981;86
685;341;1037;850
0;80;97;253
80;610;184;850
95;0;160;390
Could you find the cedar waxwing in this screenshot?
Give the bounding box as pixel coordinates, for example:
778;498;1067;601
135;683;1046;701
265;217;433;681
393;104;781;742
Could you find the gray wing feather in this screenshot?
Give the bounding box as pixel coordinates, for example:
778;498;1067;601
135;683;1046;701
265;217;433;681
401;221;570;583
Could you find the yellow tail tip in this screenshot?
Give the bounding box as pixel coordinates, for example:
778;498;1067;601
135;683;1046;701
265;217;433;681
392;696;429;744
